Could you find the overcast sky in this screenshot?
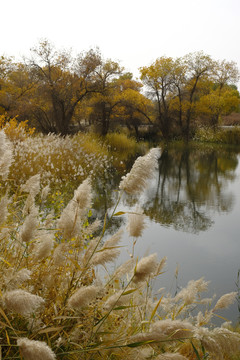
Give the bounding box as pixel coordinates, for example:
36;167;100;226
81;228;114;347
2;0;240;81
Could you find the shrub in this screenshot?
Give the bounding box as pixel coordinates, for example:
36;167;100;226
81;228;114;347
0;115;35;142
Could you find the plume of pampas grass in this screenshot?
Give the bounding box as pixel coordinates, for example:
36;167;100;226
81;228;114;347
33;232;54;261
155;256;167;276
127;347;154;360
0;194;9;225
83;218;101;237
91;229;123;266
40;184;50;201
150;319;194;340
20;174;41;198
67;285;99;309
131;319;194;343
119;148;160;195
17;337;56;360
127;207;146;238
73;177;92;210
196;310;213;326
213;291;237;311
20;205;39;243
4;268;31;290
22;194;35;216
15;268;32;283
155;354;188;360
174;278;209;305
0;130;13;180
113;258;135;280
83;237;100;265
57;200;78;239
3;289;44;316
133;253;158;284
53;243;68;266
194;326;240;359
57;179;92;239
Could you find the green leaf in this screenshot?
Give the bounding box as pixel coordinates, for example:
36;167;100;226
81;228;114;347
150;295;163;322
96;245;124;253
191;341;201;359
122;289;137;296
94;313;108;327
113;211;126;216
113;305;137;310
126;340;155;348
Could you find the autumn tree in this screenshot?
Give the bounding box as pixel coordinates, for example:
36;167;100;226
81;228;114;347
171;52;215;140
0;57;36;118
199;59;240;127
114;73;154;139
196;86;240;128
86;58;123;135
139;57;176;140
28;40;102;134
86;70;154;137
140;52;239;141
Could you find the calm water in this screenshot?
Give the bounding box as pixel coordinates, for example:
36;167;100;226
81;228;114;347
93;144;240;324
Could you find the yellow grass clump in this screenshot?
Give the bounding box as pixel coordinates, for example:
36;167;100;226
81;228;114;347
105;132;141;155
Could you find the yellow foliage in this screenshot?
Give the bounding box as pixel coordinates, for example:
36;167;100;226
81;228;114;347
197;88;240;117
0;115;35;141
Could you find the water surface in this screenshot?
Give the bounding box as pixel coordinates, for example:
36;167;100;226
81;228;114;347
94;144;240;324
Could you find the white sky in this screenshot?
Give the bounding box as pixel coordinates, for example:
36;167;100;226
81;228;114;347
1;0;240;82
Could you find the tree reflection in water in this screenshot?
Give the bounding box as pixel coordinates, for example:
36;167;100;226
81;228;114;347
143;145;238;233
92;144;239;235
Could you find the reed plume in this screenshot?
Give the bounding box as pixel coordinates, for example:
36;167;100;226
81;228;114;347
20;205;39;243
127;206;146;238
194;326;240;359
58;178;92;238
17;337;56;360
91;229;123;265
133;253;158;284
0;194;9;225
3;289;44;316
33;232;54;261
21;174;41;198
131;319;194;343
174;278;209;305
119;148;160;195
213;291;237;311
67;285;99;309
0;130;13;180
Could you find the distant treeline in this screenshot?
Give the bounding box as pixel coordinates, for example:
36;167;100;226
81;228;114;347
0;39;239;141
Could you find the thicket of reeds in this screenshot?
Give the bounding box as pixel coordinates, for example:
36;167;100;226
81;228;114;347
0;128;239;359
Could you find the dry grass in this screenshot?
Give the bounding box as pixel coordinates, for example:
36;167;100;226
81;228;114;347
0;129;239;359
